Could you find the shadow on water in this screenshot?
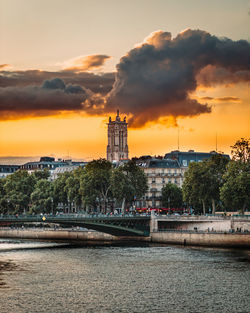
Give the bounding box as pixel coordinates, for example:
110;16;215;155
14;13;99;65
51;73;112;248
178;244;250;264
0;260;24;289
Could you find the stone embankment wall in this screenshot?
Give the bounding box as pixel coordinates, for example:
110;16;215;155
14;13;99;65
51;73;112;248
0;228;149;243
1;226;250;248
154;216;250;233
151;231;250;248
0;228;116;242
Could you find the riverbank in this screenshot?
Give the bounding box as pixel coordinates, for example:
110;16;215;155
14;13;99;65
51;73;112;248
151;231;250;248
0;228;249;248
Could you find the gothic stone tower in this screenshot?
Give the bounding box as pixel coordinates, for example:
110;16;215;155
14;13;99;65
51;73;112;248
107;110;129;162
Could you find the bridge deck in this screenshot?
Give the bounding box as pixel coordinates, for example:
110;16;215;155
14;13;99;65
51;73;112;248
0;215;151;237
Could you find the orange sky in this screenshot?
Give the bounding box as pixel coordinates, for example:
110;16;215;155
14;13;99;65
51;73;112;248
0;1;249;161
0;83;249;160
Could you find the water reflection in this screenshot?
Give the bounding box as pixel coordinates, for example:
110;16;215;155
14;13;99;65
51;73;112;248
0;240;249;313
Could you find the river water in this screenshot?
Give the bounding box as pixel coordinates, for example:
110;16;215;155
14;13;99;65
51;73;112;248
0;239;249;313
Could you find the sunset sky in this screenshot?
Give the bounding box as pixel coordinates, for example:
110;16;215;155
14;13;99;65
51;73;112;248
0;0;249;163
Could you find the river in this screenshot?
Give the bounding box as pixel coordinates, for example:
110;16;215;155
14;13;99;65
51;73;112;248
0;239;249;313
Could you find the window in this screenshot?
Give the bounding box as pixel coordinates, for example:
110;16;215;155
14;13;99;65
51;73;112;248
183;160;187;166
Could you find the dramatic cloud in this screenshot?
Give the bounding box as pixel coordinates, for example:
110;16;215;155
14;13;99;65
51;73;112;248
0;29;249;126
200;96;241;102
0;78;93;120
197;65;250;86
0;70;115;94
63;54;111;71
105;29;250;127
0;64;10;69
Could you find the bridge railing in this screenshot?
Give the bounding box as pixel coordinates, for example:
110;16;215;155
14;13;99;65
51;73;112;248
155;214;250;220
154;229;250;234
0;213;151;220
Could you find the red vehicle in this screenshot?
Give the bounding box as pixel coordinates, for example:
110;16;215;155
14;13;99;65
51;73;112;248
136;207;186;214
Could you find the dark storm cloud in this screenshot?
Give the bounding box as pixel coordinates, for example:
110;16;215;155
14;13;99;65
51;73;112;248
1;29;249;125
200;96;241;102
105;29;250;127
197;65;250;86
0;70;115;94
0;78;93;120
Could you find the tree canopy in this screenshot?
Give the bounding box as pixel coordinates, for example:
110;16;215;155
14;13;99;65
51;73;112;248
231;138;250;163
220;160;250;213
162;183;183;209
111;160;148;213
183;154;229;214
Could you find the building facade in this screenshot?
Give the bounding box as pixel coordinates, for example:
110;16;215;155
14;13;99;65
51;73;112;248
164;150;230;168
0;165;20;178
136;150;230;208
164;150;230;176
137;158;182;208
20;156;86;178
107;110;129;162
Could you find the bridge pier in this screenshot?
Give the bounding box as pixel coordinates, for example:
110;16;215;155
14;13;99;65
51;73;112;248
150;212;158;232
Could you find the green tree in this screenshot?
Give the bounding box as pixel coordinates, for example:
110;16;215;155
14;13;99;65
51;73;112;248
65;167;85;212
111;160;148;213
111;168;134;213
0;178;8;214
205;154;229;214
31;168;50;181
162;183;183;209
53;171;72;212
30;179;53;214
183;162;208;214
231;138;250;163
220;161;250;213
80;159;113;213
4;170;36;214
183;154;229;214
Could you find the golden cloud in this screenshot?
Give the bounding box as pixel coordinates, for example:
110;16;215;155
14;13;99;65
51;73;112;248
62;54;110;72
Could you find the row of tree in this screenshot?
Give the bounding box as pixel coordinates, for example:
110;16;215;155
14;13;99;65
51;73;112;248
0;138;249;215
162;138;249;214
0;159;148;215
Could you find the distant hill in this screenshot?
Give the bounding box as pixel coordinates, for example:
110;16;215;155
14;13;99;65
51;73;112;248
0;156;86;165
0;156;40;165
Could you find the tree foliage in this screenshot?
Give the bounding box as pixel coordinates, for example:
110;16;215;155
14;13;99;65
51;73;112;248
231;138;250;163
3;170;36;213
53;171;71;211
80;159;113;212
220;161;250;212
30;179;53;214
183;154;229;214
111;160;148;212
183;162;208;214
204;154;229;213
162;183;183;209
65;167;85;211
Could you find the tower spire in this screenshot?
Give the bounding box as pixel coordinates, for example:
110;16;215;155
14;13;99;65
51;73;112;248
117;109;119;117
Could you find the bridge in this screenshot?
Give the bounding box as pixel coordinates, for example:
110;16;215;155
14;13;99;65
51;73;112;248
0;214;249;237
0;214;151;237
